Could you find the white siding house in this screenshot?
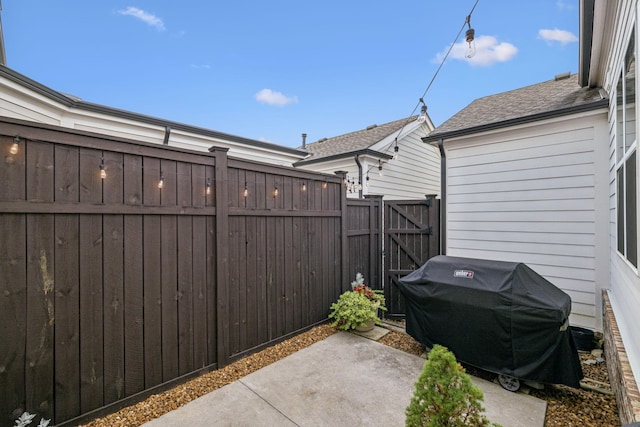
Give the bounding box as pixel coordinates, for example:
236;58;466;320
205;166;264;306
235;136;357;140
424;73;609;331
580;0;640;421
0;65;307;166
295;115;440;200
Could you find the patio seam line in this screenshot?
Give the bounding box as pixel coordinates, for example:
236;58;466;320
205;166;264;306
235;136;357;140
237;378;301;427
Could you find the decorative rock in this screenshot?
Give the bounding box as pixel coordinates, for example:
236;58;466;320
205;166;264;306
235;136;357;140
584;359;597;365
591;349;603;358
596;357;605;363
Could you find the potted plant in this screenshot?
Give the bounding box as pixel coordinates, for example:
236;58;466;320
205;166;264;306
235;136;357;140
328;273;386;331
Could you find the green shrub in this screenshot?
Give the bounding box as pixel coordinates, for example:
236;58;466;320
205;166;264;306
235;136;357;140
328;290;384;331
405;345;500;427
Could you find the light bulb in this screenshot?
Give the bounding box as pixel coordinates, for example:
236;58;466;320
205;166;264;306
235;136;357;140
274;186;279;197
366;175;370;187
243;183;248;197
10;142;19;155
99;158;106;179
393;145;399;161
302;182;307;191
465;28;476;58
158;173;164;189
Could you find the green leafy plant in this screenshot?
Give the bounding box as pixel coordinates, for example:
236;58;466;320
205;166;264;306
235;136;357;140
405;345;500;427
328;273;386;330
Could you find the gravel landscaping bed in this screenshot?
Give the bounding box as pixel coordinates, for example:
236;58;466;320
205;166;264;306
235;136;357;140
83;323;620;427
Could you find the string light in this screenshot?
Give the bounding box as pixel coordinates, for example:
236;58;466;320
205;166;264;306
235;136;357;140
302;182;307;191
243;182;249;197
274;184;279;197
366;174;370;187
465;15;476;58
378;160;383;177
158;172;164;189
206;177;211;195
9;136;20;155
99;157;107;179
393;138;399;161
322;181;328;189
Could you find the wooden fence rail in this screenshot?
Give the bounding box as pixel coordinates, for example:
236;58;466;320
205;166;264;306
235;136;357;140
0;118;434;426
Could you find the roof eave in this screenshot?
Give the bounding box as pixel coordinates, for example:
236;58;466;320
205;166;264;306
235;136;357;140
293;148;393;167
422;98;609;144
579;0;596;87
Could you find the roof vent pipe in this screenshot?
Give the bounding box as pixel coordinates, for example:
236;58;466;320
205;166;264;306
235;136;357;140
302;133;307;149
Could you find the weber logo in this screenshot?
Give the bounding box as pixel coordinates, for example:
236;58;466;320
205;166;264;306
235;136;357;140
454;270;474;279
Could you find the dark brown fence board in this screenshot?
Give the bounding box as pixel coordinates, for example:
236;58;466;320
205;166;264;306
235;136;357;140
192;164;207;209
26;140;54;203
103;153;124;205
54;146;79;203
25;214;55;421
54;214;80;422
79;149;103;203
284;216;294;334
206;215;217;367
275;216;285;337
143;158;161;206
103;215;125;404
192;216;208;368
0;214;26;425
177;216;194;376
289;217;306;331
245;216;259;348
124;154;143;206
228;217;240;355
0;135;25;201
255;218;269;345
124;215;145;396
161;215;179;381
142;216;163;388
79;215;104;413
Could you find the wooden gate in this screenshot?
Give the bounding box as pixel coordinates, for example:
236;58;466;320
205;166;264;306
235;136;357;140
384;197;440;318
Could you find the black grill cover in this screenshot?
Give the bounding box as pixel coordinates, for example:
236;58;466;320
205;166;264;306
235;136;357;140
398;255;583;388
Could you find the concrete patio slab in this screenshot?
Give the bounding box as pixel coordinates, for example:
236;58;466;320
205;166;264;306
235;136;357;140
143;331;546;427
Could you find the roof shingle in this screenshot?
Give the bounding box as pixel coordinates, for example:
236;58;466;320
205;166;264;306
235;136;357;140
425;73;605;141
300;116;417;161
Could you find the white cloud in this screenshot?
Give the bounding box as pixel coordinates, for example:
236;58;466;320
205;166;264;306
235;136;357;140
538;28;578;45
118;7;165;31
433;35;518;67
190;64;212;70
556;1;576;11
255;89;298;107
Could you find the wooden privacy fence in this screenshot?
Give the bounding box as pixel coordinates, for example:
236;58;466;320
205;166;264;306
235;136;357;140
0;118;350;426
0;117;439;426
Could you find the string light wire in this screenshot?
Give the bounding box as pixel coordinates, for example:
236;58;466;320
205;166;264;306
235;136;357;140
366;0;480;178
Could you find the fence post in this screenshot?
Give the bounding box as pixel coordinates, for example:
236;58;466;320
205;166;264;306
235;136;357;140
210;146;230;367
335;171;349;291
425;194;441;259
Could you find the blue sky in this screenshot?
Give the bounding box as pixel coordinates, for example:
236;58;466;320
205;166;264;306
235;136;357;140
2;1;579;148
